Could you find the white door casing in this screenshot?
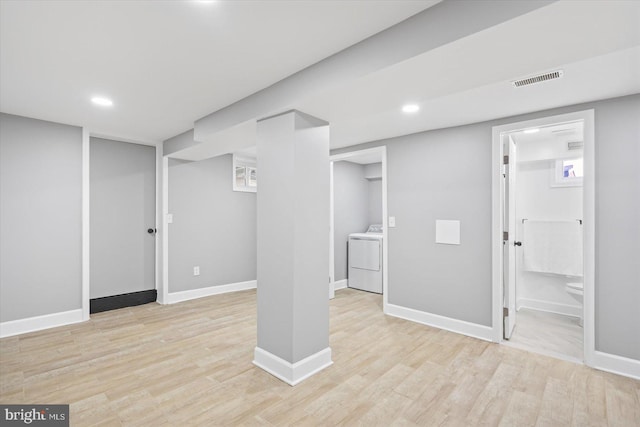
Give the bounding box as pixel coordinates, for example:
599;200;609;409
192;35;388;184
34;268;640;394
491;109;595;366
504;134;517;339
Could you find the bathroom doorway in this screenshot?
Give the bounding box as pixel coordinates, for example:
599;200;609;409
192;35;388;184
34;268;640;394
492;110;595;365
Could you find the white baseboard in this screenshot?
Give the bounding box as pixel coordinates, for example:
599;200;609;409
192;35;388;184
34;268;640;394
333;279;348;290
165;280;256;304
253;346;333;386
0;309;84;338
386;303;494;342
517;297;582;318
593;350;640;380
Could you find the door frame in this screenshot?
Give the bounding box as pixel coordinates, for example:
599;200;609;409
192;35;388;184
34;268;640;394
81;132;162;317
491;109;595;366
503;133;517;340
329;146;388;311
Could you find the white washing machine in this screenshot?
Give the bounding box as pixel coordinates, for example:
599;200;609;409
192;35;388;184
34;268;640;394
348;225;383;294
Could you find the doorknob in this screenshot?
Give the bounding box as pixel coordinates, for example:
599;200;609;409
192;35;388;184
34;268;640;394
514;241;522;246
147;228;156;234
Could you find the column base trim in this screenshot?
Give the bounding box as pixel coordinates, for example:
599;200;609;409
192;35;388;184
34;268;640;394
253;346;333;386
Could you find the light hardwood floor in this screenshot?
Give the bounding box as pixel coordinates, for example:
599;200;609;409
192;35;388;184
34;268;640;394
1;288;639;426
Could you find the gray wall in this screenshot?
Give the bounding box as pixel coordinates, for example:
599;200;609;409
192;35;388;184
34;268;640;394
365;162;383;225
368;178;383;225
0;113;82;322
168;154;256;292
333;94;640;361
386;124;493;327
592;95;639;359
333;161;369;281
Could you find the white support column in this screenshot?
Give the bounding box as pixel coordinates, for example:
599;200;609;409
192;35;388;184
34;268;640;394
253;110;332;386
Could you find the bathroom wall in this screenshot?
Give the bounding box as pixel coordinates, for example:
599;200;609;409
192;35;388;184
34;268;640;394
515;145;583;316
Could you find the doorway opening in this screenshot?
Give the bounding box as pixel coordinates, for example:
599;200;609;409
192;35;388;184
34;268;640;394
89;137;158;313
492;110;595;365
329;147;388;311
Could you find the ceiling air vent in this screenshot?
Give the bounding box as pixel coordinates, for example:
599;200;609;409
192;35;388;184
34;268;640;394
512;70;564;88
567;141;584;151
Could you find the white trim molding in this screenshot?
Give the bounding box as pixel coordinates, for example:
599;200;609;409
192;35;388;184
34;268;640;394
159;155;169;305
333;279;348;291
0;309;84;338
386;303;494;342
253;346;333;386
155;141;163;303
593;351;640;380
517;298;582;319
82;128;90;321
164;280;256;305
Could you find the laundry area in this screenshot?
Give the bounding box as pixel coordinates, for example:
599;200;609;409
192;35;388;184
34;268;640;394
331;150;384;295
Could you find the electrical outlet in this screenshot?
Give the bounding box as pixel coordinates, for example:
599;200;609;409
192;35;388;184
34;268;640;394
193;266;200;276
388;216;396;228
167;214;173;224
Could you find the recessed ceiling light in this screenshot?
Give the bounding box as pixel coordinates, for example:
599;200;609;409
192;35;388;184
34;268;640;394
91;97;113;107
402;104;419;113
523;128;540;134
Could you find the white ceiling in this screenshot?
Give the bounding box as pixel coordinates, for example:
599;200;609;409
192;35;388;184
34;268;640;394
1;1;638;152
0;0;436;144
512;120;584;163
299;0;640;148
512;121;583;146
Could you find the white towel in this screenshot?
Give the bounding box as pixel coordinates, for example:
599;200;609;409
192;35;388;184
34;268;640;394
523;220;583;277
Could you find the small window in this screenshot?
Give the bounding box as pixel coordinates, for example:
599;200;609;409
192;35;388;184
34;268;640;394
552;157;583;187
233;155;257;192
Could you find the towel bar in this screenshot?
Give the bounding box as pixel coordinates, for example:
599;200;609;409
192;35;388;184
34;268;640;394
521;218;582;225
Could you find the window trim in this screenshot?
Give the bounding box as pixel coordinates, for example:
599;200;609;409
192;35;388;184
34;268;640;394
233;155;257;193
551;157;583;188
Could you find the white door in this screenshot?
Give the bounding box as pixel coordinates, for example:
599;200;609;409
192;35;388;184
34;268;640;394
90;138;156;302
504;134;518;339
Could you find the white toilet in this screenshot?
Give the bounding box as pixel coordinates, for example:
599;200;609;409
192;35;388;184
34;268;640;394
566;282;584;326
